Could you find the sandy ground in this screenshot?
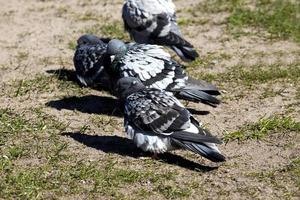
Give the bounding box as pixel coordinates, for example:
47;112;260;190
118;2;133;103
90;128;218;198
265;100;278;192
0;0;299;199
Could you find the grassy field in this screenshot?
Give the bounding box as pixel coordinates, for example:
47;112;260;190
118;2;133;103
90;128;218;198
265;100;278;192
0;0;299;199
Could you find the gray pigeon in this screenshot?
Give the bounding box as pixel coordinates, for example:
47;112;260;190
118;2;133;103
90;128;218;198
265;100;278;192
122;0;199;62
105;39;220;106
116;77;226;162
73;34;110;88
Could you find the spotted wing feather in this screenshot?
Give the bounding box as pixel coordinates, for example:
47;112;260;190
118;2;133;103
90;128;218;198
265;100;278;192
125;89;190;135
116;44;186;90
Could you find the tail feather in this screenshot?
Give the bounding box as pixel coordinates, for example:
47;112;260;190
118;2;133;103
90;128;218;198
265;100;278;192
150;32;199;62
176;89;220;106
172;139;226;162
172;130;223;144
189;142;226;162
171;46;199;62
186;77;221;95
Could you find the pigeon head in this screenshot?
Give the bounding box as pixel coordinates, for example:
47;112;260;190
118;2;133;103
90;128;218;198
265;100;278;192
115;77;145;99
107;39;127;56
73;43;109;87
77;34;104;46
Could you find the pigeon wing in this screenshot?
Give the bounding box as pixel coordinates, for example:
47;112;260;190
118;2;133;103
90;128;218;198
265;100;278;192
116;44;178;90
125;89;191;135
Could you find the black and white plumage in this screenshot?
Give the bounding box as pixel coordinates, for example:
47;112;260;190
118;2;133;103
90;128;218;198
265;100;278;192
106;39;220;106
116;77;226;162
73;34;110;88
122;0;199;62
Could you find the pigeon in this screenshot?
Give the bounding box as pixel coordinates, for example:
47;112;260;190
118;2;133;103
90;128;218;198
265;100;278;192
115;77;226;162
73;34;110;88
104;39;220;106
122;0;199;62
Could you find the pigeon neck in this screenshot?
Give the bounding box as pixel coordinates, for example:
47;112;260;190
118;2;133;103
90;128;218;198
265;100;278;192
110;49;127;72
115;47;128;58
126;85;144;96
119;83;145;100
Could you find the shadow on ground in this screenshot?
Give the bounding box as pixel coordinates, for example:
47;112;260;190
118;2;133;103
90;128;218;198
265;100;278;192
46;95;123;117
47;69;78;82
46;69;213;117
46;69;111;90
63;132;218;172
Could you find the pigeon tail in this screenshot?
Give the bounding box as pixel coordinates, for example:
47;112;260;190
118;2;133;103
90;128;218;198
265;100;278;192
171;46;199;62
186;141;226;162
150;32;199;62
172;139;226;162
176;89;220;107
186;77;221;95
